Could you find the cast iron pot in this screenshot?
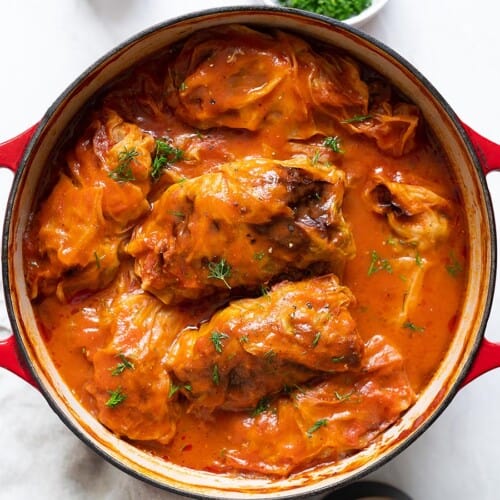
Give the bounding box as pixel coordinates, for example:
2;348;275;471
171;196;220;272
1;6;500;499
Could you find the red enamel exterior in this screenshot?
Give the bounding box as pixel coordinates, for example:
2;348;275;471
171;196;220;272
0;124;38;172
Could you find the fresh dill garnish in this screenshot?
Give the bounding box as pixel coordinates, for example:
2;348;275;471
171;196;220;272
446;252;463;277
254;251;265;261
306;418;328;438
403;321;425;333
239;335;249;344
331;355;346;363
207;258;232;289
367;250;393;276
415;251;424;268
334;390;353;402
105;387;127;408
166;210;185;218
94;251;101;269
260;284;270;297
179;82;188;91
323;136;343;153
168;383;192;398
342;114;373;124
210;331;230;354
312;332;321;347
151;138;184;180
109;147;139;182
311;150;321;165
251;397;271;417
109;354;135;376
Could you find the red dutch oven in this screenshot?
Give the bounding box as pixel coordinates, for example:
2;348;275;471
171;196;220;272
1;7;500;499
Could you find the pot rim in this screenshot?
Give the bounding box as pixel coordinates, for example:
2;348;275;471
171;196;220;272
2;6;496;499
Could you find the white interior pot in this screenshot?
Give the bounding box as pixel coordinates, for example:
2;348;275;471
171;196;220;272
1;7;498;499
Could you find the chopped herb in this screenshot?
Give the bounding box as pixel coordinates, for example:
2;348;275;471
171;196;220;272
260;284;270;297
342;114;373;124
210;330;230;354
94;251;101;269
278;0;372;21
331;355;345;363
323;136;343;153
386;235;398;246
446;253;463;277
415;251;424;268
166;210;185;218
106;387;126;408
110;354;135;376
312;332;321;347
239;335;249;344
109;147;138;182
207;258;232;289
168;383;192;398
251;397;271;417
306;418;328;438
254;251;265;261
212;364;220;385
311;150;321;165
179;82;188;91
177;177;188;184
403;321;425;333
151;138;184;180
367;250;393;276
334;390;353;402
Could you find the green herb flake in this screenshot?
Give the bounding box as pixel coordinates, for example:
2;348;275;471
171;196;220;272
341;114;373;124
179;82;188;91
110;354;135;376
151;138;184;180
239;335;249;344
403;321;425;333
306;418;328;438
415;251;424;268
109;147;139;182
210;330;230;354
207;258;232;289
260;284;270;297
323;136;343;153
331;355;346;363
212;364;220;386
254;251;265;261
264;350;277;363
312;332;321;348
446;253;463;277
168;383;192;399
367;250;393;276
334;390;353;402
311;150;321;165
251;397;271;417
166;210;185;218
105;387;127;408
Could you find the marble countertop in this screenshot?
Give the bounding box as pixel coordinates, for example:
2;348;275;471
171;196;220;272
1;1;500;498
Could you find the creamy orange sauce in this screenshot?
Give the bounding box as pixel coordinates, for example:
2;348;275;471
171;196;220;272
25;25;467;476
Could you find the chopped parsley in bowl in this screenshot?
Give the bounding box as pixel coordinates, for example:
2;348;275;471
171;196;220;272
260;0;389;27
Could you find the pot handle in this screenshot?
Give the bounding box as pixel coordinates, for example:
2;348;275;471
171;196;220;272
0;124;38;172
0;334;37;387
461;122;500;385
461;121;500;174
0;125;39;388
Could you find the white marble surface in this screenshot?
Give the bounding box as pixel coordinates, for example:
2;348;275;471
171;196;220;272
1;1;500;499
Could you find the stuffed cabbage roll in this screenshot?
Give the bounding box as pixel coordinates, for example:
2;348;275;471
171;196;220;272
169;274;363;414
364;173;451;250
86;268;184;444
218;335;415;476
127;157;355;305
24;110;155;301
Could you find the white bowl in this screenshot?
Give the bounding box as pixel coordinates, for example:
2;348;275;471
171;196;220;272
259;0;390;28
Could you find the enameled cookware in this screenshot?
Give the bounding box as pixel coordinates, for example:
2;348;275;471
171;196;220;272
1;7;500;499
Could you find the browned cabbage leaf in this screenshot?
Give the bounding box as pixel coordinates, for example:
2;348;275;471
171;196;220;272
169;274;363;414
126;157;355;305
